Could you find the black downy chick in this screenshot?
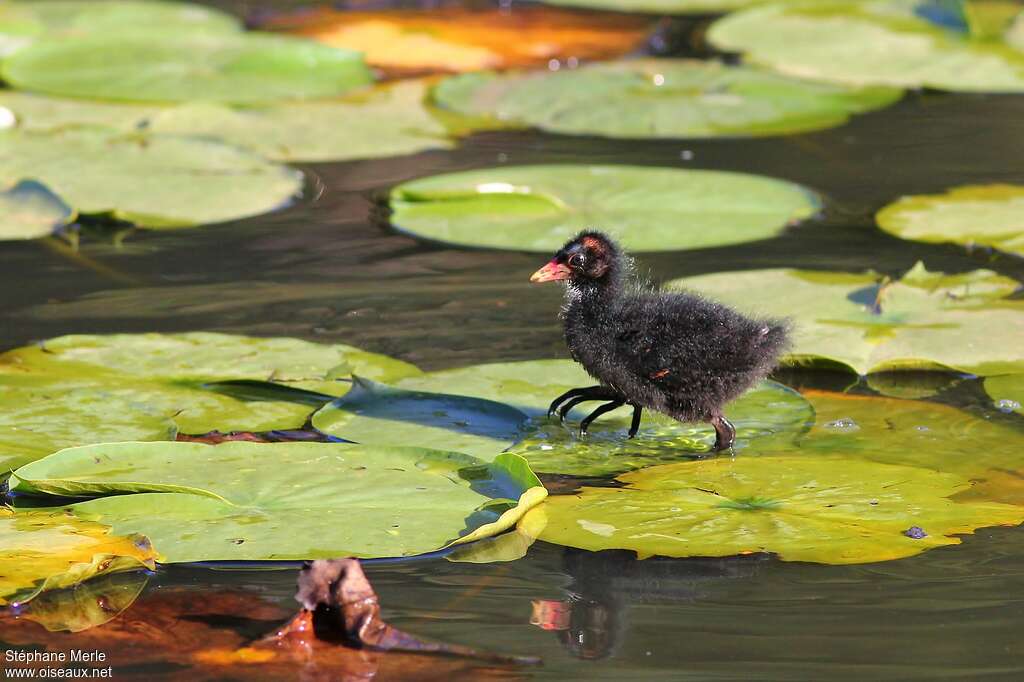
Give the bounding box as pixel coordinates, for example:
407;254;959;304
530;230;789;450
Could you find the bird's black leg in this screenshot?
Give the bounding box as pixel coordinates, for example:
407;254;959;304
627;404;643;438
556;395;591;422
710;415;736;451
548;386;602;418
579;400;625;436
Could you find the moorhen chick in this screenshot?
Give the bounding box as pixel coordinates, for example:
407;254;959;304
530;231;789;450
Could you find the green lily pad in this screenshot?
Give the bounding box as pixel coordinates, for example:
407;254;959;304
0;0;241;57
11;441;546;563
432;59;900;139
389;164;820;253
536;456;1024;564
0;382;177;474
0;179;73;240
394;359;813;475
0;90;163;132
708;1;1024;92
149;80;453;162
983;375;1024;416
785;389;1024;503
0;128;302;229
1;32;372;104
667;263;1024;376
311;377;529;458
0;507;156;607
876;184;1024;258
0;333;420;471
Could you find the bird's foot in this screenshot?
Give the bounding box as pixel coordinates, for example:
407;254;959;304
547;386;619;421
579;400;626;436
709;415;736;452
627;404;643;438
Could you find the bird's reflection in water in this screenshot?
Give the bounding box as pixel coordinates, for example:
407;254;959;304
532;548;767;660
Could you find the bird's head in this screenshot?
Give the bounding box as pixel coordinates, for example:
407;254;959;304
529;231;623;287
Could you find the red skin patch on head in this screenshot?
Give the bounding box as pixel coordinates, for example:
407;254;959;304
650;369;670;379
580;236;607;255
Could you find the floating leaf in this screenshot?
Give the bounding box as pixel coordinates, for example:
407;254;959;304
0;0;241;56
708;1;1024;92
0;507;156;607
11;441;545;563
433;59;900;139
0;178;72;240
1;32;372;103
16;571;149;633
390;164;820;252
395;359;813;475
311;377;528;458
148;80;453;163
787;389;1024;502
0;333;419;471
536;456;1024;564
984;375;1024;416
267;6;652;74
667;263;1024;375
876;184;1024;258
0;128;302;229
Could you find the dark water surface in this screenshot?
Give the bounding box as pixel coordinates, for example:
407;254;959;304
3;1;1024;679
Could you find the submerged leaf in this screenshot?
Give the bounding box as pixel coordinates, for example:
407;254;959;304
537;456;1024;564
433;59;900;138
0;128;302;229
267;6;651;74
667;264;1024;375
15;571;149;633
708;0;1024;92
1;32;372;104
876;184;1024;258
0;507;156;607
11;441;545;562
390;164;820;253
0;179;72;241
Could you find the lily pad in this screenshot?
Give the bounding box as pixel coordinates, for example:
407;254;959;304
983;375;1024;416
876;184;1024;258
11;441;546;563
667;263;1024;375
148;80;453;163
432;59;900;138
787;389;1024;502
536;456;1024;564
0;128;302;229
268;6;652;75
0;179;73;240
0;507;156;606
0;0;241;56
1;32;372;103
16;571;149;633
708;1;1024;92
389;164;820;253
0;333;420;470
311;377;529;458
395;359;813;475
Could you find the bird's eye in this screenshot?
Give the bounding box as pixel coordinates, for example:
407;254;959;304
568;253;585;268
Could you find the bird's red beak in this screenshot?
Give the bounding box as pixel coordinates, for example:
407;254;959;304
530;259;571;283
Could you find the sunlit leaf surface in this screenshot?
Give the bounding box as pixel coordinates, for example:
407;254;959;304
433;59;900;138
876;184;1024;258
11;442;545;562
390;164;820;252
395;359;813;475
667;263;1024;375
1;32;372;103
266;6;652;74
0;128;302;229
0;178;72;241
984;375;1024;417
537;456;1024;564
0;507;156;607
708;0;1024;92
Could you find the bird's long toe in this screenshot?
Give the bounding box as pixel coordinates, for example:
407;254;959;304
579;400;625;436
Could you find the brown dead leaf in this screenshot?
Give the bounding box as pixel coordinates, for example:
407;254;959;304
263;6;653;76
